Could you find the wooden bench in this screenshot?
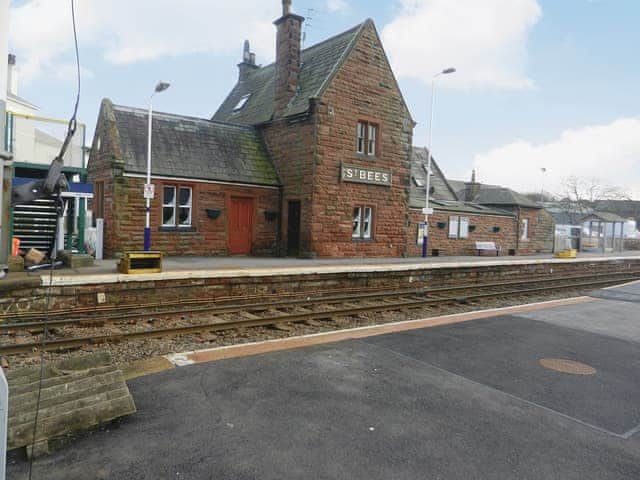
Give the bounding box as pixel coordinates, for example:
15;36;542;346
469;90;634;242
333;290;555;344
476;241;501;256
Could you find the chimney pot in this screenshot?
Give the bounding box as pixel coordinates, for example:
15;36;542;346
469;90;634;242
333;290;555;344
464;170;481;202
274;0;304;117
238;40;259;81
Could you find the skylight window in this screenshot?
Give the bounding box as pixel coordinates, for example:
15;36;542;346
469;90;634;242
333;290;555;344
413;177;425;187
422;164;432;176
233;94;251;112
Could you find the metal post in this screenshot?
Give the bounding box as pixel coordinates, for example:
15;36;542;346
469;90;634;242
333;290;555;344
422;76;437;258
422;68;454;258
0;0;11;273
57;216;65;255
144;95;153;252
78;197;86;254
143;82;169;252
0;367;7;480
96;218;104;260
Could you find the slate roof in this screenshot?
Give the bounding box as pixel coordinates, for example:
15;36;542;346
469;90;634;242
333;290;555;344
580;211;629;223
410;147;460;205
409;148;512;216
213;22;365;125
450;180;542;209
110;103;280;186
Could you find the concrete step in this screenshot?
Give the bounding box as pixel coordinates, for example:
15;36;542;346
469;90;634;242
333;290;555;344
5;353;136;455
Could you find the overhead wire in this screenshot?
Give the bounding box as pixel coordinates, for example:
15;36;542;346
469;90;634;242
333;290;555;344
27;0;81;477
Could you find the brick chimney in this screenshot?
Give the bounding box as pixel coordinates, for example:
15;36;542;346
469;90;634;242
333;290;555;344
464;170;481;202
274;0;304;117
238;40;258;81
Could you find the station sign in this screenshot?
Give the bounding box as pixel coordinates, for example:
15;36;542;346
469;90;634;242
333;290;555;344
341;164;392;187
143;183;155;200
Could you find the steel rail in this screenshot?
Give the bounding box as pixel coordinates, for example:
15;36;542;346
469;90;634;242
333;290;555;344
0;275;634;355
3;267;637;322
2;269;638;326
1;271;638;332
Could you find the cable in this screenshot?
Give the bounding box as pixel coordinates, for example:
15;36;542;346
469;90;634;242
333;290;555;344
27;1;81;477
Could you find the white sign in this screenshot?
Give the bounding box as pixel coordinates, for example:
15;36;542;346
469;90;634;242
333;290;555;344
341;164;392;187
422;207;434;215
417;222;427;245
144;183;155;200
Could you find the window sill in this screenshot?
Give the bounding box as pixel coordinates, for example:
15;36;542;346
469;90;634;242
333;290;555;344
159;226;197;233
352;238;375;243
355;153;379;160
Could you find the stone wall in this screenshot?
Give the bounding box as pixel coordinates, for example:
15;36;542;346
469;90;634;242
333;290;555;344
3;258;639;313
104;176;280;257
516;207;555;255
312;21;413;257
88;101;280;258
407;210;518;257
261;116;316;257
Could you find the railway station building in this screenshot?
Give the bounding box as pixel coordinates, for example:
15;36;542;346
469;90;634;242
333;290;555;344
88;0;554;259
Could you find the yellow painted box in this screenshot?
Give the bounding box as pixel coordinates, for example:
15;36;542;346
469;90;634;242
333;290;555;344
554;249;577;259
118;251;163;274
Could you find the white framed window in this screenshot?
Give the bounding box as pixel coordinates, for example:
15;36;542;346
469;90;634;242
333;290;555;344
357;122;366;154
448;216;459;239
459;217;470;239
362;206;373;239
367;124;377;156
353;205;374;240
162;186;176;227
178;187;193;227
356;121;379;156
521;218;529;240
448;216;470;239
163;185;193;228
352;207;362;238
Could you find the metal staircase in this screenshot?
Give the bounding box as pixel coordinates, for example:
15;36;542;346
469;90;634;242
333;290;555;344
12;198;58;255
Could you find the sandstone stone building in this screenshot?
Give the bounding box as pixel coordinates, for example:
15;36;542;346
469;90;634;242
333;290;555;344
88;0;553;258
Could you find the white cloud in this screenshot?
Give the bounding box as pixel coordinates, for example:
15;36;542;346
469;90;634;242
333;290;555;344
327;0;348;12
9;0;280;82
471;118;640;199
382;0;542;90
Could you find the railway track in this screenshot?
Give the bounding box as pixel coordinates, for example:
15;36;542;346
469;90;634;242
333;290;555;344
1;271;637;356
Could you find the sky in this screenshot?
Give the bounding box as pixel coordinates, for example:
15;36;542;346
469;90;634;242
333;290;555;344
7;0;640;199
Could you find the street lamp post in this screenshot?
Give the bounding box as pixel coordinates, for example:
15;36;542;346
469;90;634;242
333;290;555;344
144;81;170;252
539;167;547;203
423;68;455;258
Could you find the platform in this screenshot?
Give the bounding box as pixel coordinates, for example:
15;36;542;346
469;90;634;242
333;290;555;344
28;250;640;286
9;281;640;479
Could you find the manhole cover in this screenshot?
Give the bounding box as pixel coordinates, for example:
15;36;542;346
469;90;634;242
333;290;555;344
539;358;597;375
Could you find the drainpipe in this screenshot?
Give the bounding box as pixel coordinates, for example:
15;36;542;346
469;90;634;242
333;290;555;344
515;208;521;255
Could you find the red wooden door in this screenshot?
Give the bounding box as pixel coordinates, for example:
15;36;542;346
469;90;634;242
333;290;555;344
228;197;253;255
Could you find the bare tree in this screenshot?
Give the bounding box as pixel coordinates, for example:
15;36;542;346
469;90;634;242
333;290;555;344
521;191;556;203
559;176;631;224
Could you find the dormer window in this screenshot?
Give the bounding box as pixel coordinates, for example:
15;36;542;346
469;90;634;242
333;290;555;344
233;94;251;112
